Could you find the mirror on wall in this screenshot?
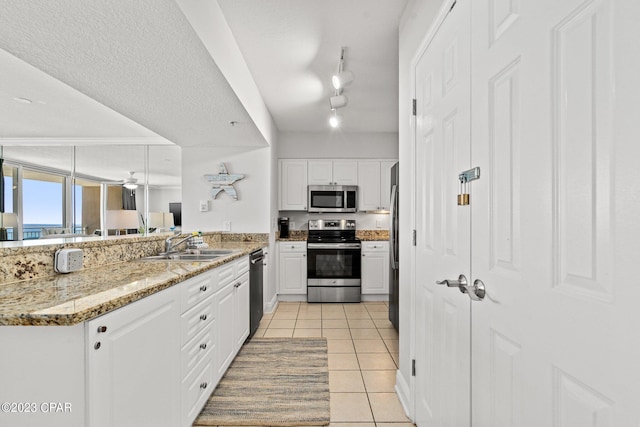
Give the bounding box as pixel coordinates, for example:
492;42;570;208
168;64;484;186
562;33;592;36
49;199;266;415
0;144;181;244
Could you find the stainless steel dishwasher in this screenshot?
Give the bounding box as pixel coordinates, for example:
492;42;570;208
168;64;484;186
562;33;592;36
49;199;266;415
249;249;264;338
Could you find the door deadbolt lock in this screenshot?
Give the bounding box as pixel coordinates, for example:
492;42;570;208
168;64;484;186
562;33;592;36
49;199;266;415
457;167;480;206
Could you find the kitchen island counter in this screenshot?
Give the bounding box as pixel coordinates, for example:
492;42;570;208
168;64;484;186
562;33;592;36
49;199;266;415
0;242;266;326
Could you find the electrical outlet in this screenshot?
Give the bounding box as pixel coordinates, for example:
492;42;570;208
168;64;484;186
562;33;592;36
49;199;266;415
199;200;209;212
54;248;84;273
223;221;231;231
376;220;383;229
290;221;296;230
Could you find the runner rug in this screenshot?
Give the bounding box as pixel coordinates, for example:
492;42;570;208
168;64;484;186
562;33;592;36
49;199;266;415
193;337;330;426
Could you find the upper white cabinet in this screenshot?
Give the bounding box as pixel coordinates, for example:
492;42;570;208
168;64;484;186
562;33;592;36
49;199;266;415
308;160;358;185
279;158;396;212
358;160;397;211
279;160;308;211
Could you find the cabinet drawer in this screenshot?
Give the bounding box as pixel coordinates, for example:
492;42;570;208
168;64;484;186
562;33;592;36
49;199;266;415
362;241;389;252
181;295;215;348
279;242;306;252
236;256;250;277
181;324;215;379
182;356;214;426
216;263;235;290
181;271;216;313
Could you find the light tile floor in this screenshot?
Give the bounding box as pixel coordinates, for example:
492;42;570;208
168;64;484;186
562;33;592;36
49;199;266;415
254;301;414;427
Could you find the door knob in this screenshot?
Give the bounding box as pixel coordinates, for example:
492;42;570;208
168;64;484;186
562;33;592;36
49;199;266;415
436;274;467;289
462;279;486;301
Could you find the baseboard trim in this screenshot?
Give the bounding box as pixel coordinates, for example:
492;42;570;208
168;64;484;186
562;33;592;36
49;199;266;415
361;294;389;302
264;294;279;313
395;369;413;422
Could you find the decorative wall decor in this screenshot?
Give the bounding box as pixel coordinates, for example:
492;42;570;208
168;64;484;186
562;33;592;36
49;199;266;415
205;163;245;200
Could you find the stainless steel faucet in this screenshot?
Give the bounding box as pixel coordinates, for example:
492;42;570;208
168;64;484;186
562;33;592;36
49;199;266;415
164;234;193;254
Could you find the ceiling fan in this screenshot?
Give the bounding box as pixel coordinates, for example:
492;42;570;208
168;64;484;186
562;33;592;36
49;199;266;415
122;171;139;190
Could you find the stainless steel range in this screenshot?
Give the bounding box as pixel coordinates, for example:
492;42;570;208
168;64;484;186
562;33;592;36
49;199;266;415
307;219;361;303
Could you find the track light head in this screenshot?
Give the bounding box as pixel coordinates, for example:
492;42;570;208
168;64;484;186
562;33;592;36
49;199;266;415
331;70;354;90
329;111;341;128
329;94;348;109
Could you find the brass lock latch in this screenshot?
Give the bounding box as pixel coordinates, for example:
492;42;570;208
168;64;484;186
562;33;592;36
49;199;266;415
457;167;480;206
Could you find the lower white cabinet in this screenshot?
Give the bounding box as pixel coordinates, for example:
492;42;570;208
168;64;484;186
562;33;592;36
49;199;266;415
0;255;253;427
278;242;307;295
361;241;389;295
216;258;250;381
87;285;182;427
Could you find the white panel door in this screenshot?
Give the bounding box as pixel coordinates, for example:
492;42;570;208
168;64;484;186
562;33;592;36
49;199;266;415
414;0;471;425
470;0;640;425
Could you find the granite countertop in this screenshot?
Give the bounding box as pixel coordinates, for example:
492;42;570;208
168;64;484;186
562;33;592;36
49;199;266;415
0;242;266;326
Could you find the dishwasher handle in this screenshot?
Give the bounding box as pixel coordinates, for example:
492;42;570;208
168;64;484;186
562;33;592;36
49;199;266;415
250;256;264;265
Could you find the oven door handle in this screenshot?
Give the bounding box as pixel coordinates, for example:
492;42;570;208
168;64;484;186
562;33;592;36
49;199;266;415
307;243;362;249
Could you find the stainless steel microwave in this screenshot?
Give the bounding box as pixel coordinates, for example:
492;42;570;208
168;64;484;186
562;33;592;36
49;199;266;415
308;185;358;213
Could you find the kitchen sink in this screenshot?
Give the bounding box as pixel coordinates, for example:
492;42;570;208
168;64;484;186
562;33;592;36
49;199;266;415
138;253;222;262
138;248;239;262
191;249;237;255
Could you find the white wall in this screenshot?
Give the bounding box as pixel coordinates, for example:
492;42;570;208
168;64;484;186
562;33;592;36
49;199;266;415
278;131;398;159
148;187;181;213
181;146;271;233
398;0;446;417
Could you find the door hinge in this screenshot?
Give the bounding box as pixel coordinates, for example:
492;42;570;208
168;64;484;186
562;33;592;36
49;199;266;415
412;359;416;376
412;98;417;116
412;230;417;246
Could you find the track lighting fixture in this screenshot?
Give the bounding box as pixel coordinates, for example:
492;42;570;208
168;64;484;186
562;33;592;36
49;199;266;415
328;47;353;129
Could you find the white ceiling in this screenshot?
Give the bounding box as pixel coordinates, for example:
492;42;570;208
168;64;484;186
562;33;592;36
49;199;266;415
217;0;407;133
0;0;266;149
0;0;406;158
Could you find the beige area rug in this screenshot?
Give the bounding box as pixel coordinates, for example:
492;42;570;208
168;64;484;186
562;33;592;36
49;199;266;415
193;338;330;426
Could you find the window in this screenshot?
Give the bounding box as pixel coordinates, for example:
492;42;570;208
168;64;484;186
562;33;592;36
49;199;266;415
22;169;64;239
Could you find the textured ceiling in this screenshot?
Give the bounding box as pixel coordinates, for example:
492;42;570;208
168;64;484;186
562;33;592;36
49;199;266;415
0;0;267;148
217;0;407;133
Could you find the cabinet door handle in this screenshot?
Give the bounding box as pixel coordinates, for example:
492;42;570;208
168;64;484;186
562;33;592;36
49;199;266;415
362;254;366;256
94;342;101;350
97;326;107;333
200;285;207;292
200;343;207;350
200;314;207;321
200;382;208;390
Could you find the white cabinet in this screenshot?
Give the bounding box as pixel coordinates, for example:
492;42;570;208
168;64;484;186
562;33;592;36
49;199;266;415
179;271;217;427
279;160;308;211
278;242;307;294
308;160;358;185
358;160;397;211
234;272;250;349
361;241;389;295
215;257;250;379
1;254;256;427
87;285;182;427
